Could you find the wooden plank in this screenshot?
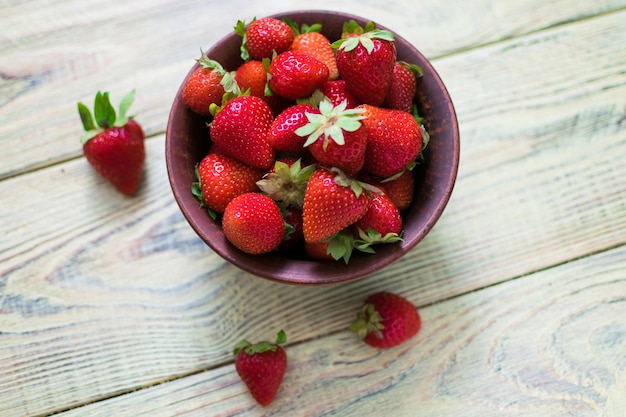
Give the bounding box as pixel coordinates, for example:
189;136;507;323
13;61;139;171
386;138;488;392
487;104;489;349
1;9;625;417
53;245;626;416
1;0;625;179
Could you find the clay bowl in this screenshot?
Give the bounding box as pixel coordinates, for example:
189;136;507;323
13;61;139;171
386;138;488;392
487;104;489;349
166;10;459;285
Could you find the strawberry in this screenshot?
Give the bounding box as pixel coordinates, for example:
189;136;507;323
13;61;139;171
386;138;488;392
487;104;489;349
318;79;361;109
352;192;403;253
77;90;145;196
232;59;291;116
360;104;422;177
296;98;367;175
236;17;294;61
182;50;227;116
222;193;285;254
192;152;264;215
286;20;339;80
304;229;356;263
268;50;329;101
350;291;421;348
268;103;319;154
234;330;288;406
333;26;396;106
209;96;275;170
302;167;372;242
256;158;316;209
382;61;422;113
363;168;415;212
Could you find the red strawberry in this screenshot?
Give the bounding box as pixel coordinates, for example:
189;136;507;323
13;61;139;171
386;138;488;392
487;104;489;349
234;330;288;406
268;50;329;100
296;98;367;175
222;193;285;254
236;17;294;61
360;104;422;177
182;50;227;116
209;96;275;170
77;90;145;196
286;20;339;80
302;167;371;242
318;79;361;109
233;59;291;116
333;27;396;106
192;152;264;214
350;291;421;348
352;191;403;253
268;103;319;154
363;169;415;212
382;62;422;113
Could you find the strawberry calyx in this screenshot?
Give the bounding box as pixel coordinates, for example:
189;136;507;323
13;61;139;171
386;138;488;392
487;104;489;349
191;164;218;220
323;229;357;264
354;227;404;253
283;17;322;36
330;167;382;199
235;18;255;61
340;20;377;38
333;20;394;54
234;330;287;356
350;303;385;340
77;89;136;144
196;49;227;75
257;158;316;209
296;98;365;149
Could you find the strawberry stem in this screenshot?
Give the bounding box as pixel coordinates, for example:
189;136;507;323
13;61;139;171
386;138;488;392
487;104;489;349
233;330;287;355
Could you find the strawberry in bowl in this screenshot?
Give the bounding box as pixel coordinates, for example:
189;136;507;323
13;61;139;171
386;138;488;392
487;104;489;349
166;10;459;285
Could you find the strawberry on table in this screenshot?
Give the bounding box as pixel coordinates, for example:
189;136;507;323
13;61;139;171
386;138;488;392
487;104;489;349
360;104;423;177
222;193;285;255
182;50;228;116
236;17;294;61
350;291;421;348
234;330;288;406
77;90;145;196
333;24;397;106
268;50;329;101
296;98;367;175
209;95;275;170
192;152;264;215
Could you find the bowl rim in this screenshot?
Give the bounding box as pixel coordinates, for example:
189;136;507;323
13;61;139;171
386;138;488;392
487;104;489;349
166;9;460;285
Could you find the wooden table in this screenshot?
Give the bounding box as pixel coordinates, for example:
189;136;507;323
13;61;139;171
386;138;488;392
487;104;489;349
2;1;625;416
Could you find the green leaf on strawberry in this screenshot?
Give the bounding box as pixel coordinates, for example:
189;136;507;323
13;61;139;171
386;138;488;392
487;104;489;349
296;98;365;148
234;329;287;355
78;89;136;144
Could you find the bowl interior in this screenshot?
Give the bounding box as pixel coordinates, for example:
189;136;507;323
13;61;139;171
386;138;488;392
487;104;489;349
166;10;459;285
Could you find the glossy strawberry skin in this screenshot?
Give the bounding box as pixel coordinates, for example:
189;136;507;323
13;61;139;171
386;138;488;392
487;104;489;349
268;104;318;154
302;168;369;242
361;291;421;349
335;37;396;106
268;51;329;100
307;124;368;175
363;169;415;212
197;152;264;213
382;62;417;113
83;119;145;196
352;192;402;236
289;31;339;80
222;193;285;255
360;104;422;177
244;17;294;60
234;60;291;116
319;80;361;109
235;340;287;406
182;66;225;116
210;96;275;170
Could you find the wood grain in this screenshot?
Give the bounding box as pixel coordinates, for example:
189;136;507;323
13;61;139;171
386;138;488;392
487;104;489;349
2;0;625;179
53;246;626;417
0;1;626;417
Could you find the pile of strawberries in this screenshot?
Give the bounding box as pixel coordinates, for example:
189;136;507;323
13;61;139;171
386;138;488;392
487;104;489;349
186;16;428;262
